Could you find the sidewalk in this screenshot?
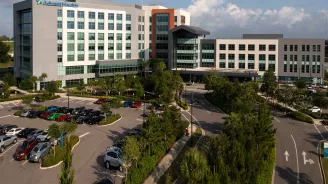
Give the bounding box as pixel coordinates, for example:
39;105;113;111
143;124;203;184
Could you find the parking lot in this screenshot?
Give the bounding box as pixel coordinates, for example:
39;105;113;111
0;97;147;184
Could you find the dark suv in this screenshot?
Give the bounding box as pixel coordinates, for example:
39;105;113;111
13;138;38;160
0;125;18;135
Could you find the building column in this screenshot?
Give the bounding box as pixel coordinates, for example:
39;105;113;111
84;78;87;84
36;81;40;91
62;80;66;88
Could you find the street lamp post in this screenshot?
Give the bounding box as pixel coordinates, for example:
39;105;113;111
190;99;193;146
143;94;146;123
67;88;70;109
184;84;186;105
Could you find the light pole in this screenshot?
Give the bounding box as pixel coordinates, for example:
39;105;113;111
190;99;194;146
67;88;70;109
184;84;186;105
143;93;146;123
2;92;4;99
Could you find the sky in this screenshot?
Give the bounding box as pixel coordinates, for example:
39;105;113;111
1;0;328;38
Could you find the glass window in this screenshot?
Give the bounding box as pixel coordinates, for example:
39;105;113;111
284;55;287;61
284;45;287;51
239;54;245;60
181;16;185;22
290;45;293;51
259;62;266;71
67;32;74;40
126;53;131;59
89;22;95;30
294;45;298;51
67;55;74;61
67;43;74;51
98;12;104;19
108;43;114;50
228;54;235;60
313;45;316;52
248;44;255;51
89;54;95;60
57;21;62;28
78;54;84;61
259;45;266;51
269;45;276;51
77;43;84;51
67;21;74;29
98;33;104;40
174;16;177;22
248;54;255;60
98;54;104;60
108;23;114;30
317;45;321;52
108;33;114;40
67;10;74;18
259;54;266;60
294;55;298;61
126;24;131;31
98;22;104;30
78;32;84;40
116;53;122;59
78;11;84;18
57;44;62;52
108;53;114;59
77;22;84;29
126;43;131;50
219;54;226;59
89;12;95;19
98;44;104;51
228;44;235;51
57;32;62;40
142;16;144;22
269;55;276;61
89;33;95;40
89;44;95;51
116;43;122;50
306;45;310;51
126;14;131;21
138;16;141;22
302;45;305;51
317;55;321;62
57;10;62;17
239;44;245;51
117;14;122;20
126;33;131;40
108;13;114;20
58;55;62;63
116;33;122;40
117;23;122;30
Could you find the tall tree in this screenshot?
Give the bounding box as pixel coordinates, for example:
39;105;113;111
22;97;33;107
134;82;144;100
122;136;141;183
180;148;209;184
3;72;16;86
47;81;58;96
98;77;112;96
0;41;10;63
59;139;75;184
60;122;77;141
295;79;307;89
142;113;161;155
125;74;137;90
100;103;111;121
29;76;38;91
77;79;85;91
260;69;277;98
41;73;48;90
2;82;10;99
142;60;150;77
114;74;126;96
48;123;61;156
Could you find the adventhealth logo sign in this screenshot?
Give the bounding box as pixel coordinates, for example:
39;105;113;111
36;0;78;7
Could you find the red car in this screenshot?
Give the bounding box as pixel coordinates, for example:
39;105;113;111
13;137;38;160
40;111;52;119
56;114;71;122
94;98;106;104
132;102;142;108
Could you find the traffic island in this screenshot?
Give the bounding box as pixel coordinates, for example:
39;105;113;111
41;135;79;168
98;114;121;126
321;141;328;183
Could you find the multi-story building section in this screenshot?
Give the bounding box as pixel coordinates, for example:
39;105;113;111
169;26;325;83
13;0;190;89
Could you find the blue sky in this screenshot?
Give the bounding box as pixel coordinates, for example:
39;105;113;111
0;0;327;38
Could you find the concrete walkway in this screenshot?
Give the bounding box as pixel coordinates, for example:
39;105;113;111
143;124;202;184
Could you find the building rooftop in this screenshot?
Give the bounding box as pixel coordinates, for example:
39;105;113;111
170;25;210;35
243;34;284;39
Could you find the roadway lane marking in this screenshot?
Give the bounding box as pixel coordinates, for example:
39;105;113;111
314;124;325;140
199;104;210;114
324;125;328;132
0;141;20;157
0;105;3;109
79;132;90;138
284;151;289;161
290;134;299;184
22;160;28;165
274;117;280;123
0;115;11;119
317;140;325;183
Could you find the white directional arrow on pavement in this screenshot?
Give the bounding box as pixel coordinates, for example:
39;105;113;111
308;159;314;164
284;151;289;161
302;151;315;165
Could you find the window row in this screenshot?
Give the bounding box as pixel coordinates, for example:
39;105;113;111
219;54;276;61
219;44;276;51
60;32;129;41
61;52;132;63
283;63;321;74
58;43;131;52
284;44;321;52
58;21;129;31
58;10;130;21
284;55;321;62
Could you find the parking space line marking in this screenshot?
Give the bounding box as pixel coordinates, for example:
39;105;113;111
0;115;11;119
22;160;28;165
0;105;3;109
79;132;90;138
290;134;299;184
274;117;281;123
76;100;85;104
10;159;14;162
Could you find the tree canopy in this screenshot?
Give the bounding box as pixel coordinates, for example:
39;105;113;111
0;41;10;63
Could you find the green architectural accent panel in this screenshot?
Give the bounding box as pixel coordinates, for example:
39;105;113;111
177;38;198;44
84;65;88;74
201;59;214;62
201;50;214;53
57;63;66;76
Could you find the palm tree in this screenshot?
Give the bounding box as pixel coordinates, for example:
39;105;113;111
29;76;38;92
41;73;48;90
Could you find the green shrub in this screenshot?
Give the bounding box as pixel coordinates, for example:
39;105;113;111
256;143;275;184
176;100;188;110
98;114;121;125
290;111;314;124
42;135;79;167
13;110;23;116
33;106;47;111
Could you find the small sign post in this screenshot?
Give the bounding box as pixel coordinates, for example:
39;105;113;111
324;142;328;158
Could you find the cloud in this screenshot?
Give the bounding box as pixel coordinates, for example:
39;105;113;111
186;0;328;38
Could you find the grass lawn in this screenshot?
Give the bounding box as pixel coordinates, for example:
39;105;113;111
42;135;79;167
0;61;13;68
98;114;121;125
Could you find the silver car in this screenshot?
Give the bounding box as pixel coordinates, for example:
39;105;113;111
104;146;125;171
0;135;18;153
36;130;49;142
27;130;43;139
20;110;31;117
29;142;51;163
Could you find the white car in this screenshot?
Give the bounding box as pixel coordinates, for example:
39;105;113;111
6;128;24;136
321;85;328;89
36;130;49;142
309;106;322;113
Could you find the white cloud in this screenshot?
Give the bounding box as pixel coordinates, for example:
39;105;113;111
185;0;328;38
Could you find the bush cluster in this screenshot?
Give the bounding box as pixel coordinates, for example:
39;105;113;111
42;135;79;167
290;111;314;124
13;110;23;116
176;100;188;110
98;114;121;125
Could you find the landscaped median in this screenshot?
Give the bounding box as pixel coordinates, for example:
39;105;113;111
320;142;328;184
98;114;121;126
13;106;48;116
176;100;188;110
41;135;79;168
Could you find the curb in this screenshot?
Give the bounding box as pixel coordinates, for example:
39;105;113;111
271;144;276;184
318;140;326;184
39;136;81;170
97;115;122;127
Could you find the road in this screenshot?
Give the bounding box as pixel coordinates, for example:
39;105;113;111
185;83;327;184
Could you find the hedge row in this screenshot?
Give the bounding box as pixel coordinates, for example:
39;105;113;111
98;114;121;125
256;143;276;184
0;94;39;102
42;135;79;167
290;111;314;124
176;100;188;110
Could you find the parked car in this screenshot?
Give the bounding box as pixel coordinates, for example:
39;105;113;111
320;85;328;89
13;137;38;160
6;128;24;136
40;111;53;119
72;107;86;115
76;116;89;124
321;119;328;125
89;110;102;117
56;114;71;122
46;113;62;121
132;102;142;108
80;109;94;116
123;101;133;108
147;104;160;111
46;106;58;111
27;111;44;118
0;135;18;153
20;110;32;117
29;142;52;163
309;106;322;113
26;130;43;139
104;146;125;171
36;130;49;142
56;107;68;113
67;115;80;122
0;124;18;135
94;98;107;104
86;116;104;125
17;128;38;138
